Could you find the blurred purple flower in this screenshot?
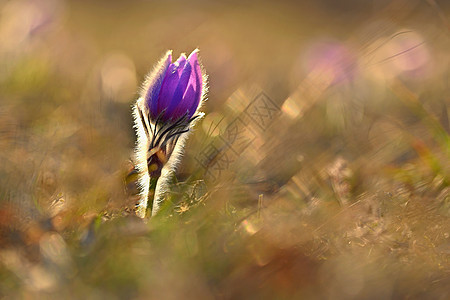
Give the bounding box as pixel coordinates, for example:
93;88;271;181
306;41;357;84
145;50;203;122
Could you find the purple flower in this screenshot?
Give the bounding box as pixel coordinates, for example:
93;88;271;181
145;50;204;123
132;49;207;218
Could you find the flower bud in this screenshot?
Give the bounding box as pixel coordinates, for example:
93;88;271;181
132;50;207;218
146;50;203;122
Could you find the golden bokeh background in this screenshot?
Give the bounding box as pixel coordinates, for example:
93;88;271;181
0;0;449;298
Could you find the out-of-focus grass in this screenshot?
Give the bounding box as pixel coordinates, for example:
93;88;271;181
0;0;449;299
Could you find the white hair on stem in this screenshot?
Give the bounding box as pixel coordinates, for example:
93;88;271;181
132;50;208;218
151;113;204;216
132;97;151;218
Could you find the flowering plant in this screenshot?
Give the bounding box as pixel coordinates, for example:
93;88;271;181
132;49;207;217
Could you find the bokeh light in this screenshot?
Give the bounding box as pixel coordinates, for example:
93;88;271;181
0;0;449;299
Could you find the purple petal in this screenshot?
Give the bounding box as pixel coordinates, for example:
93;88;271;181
146;52;172;120
166;59;193;120
170;51;202;119
157;54;187;120
175;55;187;71
184;51;203;119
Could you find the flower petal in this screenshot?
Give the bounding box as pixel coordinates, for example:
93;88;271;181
157;54;187;121
166;59;193;120
184;50;203;119
146;51;172;120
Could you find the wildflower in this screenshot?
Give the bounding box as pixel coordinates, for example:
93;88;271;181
132;49;207;218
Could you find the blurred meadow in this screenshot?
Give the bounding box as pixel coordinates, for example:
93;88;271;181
1;0;450;298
